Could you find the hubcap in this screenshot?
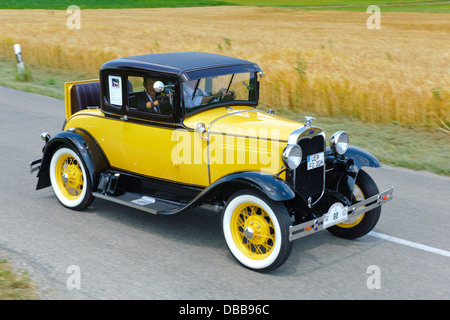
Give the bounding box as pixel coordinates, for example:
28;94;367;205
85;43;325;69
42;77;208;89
244;226;254;239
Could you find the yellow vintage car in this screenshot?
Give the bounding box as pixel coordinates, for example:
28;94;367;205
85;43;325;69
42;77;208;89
30;52;393;272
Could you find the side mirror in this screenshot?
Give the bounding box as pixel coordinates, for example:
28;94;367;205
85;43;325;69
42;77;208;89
153;81;165;93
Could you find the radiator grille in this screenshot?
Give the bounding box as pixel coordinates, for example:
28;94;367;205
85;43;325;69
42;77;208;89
294;134;325;203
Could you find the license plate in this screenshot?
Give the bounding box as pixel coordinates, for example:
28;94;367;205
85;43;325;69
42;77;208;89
323;203;348;229
307;152;324;170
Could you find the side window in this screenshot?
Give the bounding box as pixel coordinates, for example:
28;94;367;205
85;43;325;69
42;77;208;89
127;76;174;117
103;74;125;110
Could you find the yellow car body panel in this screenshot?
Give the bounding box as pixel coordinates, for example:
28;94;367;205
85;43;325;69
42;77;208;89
183;106;301;183
64;104;302;187
183;106;301;140
66;110;184;184
64;79;99;121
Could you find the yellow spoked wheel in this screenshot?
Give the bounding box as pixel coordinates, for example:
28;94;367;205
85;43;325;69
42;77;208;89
328;169;381;239
222;190;293;272
230;203;276;260
49;147;93;210
55;154;84;200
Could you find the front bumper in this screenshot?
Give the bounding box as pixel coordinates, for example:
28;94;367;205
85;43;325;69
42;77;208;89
289;186;394;241
29;159;42;174
29;132;50;174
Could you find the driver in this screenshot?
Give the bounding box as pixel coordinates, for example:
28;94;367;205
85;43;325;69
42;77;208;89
132;78;172;113
183;80;236;110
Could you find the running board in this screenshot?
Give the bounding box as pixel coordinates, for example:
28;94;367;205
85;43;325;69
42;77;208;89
92;192;185;215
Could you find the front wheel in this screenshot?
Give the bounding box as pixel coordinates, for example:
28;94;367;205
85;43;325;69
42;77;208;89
49;146;93;210
222;189;293;272
327;169;381;239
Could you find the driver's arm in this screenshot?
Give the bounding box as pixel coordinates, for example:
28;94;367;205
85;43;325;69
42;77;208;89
146;100;158;109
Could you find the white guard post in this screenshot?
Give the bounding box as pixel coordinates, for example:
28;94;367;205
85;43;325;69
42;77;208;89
13;44;25;79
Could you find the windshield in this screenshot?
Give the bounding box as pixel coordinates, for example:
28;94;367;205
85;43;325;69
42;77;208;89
182;72;257;113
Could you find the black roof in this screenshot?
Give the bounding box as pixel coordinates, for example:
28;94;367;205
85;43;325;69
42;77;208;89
100;52;262;81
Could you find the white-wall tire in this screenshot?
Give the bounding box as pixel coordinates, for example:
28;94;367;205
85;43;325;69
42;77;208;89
222;189;293;272
49;146;93;210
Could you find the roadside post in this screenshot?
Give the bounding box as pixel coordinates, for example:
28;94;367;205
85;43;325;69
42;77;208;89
13;44;25;80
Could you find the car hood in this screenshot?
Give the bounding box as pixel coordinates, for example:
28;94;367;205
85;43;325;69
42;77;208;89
183;106;303;141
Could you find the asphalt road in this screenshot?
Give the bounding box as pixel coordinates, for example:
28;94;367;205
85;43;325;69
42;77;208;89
1;85;449;300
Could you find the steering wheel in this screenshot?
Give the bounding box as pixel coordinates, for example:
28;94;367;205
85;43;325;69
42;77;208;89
222;90;235;102
205;90;236;104
205;92;223;104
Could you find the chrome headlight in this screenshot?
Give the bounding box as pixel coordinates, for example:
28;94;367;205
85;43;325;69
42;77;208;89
282;144;302;170
330;131;349;155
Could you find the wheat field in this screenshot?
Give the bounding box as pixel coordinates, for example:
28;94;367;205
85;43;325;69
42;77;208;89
0;7;448;128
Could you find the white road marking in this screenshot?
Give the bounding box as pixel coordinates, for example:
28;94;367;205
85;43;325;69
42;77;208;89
368;231;450;258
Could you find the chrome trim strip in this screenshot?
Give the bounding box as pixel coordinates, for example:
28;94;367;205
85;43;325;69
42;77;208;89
206;109;263;140
287;125;324;145
205;130;288;143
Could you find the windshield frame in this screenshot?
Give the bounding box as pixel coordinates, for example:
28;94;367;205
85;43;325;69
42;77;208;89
182;71;259;116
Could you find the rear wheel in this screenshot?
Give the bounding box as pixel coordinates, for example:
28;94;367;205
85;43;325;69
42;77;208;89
327;169;381;239
222;189;293;272
49;146;93;210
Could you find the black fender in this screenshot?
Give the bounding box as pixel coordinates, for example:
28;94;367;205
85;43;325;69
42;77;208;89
344;145;381;172
174;171;296;214
325;145;381;202
209;171;296;201
36;128;109;190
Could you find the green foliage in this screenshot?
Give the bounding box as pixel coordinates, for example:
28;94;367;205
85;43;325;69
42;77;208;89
0;259;37;300
0;0;236;9
2;0;449;12
218;37;232;51
14;66;32;82
47;78;56;85
431;87;442;101
295;54;307;79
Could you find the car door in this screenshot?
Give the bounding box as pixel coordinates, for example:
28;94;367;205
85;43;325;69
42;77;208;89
121;74;181;182
173;126;210;187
